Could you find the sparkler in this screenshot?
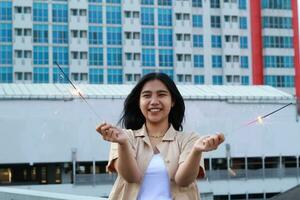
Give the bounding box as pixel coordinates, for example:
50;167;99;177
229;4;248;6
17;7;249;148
226;103;293;177
55;62;102;120
230;102;293;133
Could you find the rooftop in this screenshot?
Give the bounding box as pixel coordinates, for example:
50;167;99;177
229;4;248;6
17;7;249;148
0;84;294;102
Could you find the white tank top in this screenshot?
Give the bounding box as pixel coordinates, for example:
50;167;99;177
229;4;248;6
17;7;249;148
137;154;172;200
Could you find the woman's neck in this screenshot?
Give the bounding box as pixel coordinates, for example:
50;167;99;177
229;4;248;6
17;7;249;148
145;121;170;137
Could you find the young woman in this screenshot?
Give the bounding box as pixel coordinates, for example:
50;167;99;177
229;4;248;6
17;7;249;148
96;73;224;200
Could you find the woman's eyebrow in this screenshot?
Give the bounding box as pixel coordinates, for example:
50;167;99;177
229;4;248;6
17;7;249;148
141;90;152;94
157;90;168;93
141;89;169;94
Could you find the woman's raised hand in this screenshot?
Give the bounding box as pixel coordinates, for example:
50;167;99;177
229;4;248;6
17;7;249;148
96;122;128;145
193;133;225;153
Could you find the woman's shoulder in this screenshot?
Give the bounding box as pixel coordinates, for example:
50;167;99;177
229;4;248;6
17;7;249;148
175;130;201;142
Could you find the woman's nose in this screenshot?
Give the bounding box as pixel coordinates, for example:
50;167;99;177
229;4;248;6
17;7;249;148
150;97;159;105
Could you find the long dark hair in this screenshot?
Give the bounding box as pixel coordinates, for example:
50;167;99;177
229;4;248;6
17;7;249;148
118;73;185;131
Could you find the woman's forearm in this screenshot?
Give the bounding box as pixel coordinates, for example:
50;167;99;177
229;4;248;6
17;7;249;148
116;141;142;183
175;148;202;187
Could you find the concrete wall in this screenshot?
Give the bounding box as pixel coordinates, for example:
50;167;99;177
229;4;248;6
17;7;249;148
0;97;298;164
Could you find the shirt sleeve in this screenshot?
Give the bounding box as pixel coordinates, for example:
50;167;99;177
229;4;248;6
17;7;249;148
178;132;206;179
106;129;136;173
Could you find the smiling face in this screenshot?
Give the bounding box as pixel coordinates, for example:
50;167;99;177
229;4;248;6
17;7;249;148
139;79;174;127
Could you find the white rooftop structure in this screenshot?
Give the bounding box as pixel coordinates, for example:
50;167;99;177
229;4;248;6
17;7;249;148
0;84;294;102
0;84;298;199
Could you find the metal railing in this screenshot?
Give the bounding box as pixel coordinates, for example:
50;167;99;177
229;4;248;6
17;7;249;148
73;167;299;185
205;168;299;181
75;173;117;185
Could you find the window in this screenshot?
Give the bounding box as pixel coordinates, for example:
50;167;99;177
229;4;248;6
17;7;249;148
194;75;204;84
193;55;204;68
106;6;121;24
53;25;68;44
89;68;104;84
107;69;123;84
0;45;11;65
24;29;31;36
263;36;293;48
158;29;173;47
0;1;12;21
53;47;69;65
211;35;222;48
192;0;202;7
142;69;156;75
193;35;203;47
33;3;48;22
212;55;222;68
158;8;172;26
159;69;173;79
142;49;155;66
240;56;248;68
159;49;173;67
52;4;68;22
177;74;191;83
0;23;12;42
89;48;103;66
158;0;172;6
15;6;22;14
15;50;22;58
106;0;121;3
239;17;247;29
262;16;292;29
0;67;13;83
241;76;249;85
212;75;223;85
264;75;294;87
107;27;122;45
53;67;69;83
141;0;154;5
33;46;48;65
264;56;293;68
107;48;122;66
89;26;103;44
33;24;48;43
141;7;154;25
240;36;248;48
142;28;155;46
192;15;203;27
88;5;102;24
211;0;220;8
33;67;49;83
262;0;291;9
238;0;247;9
211;16;221;28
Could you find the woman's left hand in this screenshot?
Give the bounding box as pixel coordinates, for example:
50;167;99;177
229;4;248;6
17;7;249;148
193;133;225;153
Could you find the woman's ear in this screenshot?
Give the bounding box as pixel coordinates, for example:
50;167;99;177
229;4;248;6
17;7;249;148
171;101;175;107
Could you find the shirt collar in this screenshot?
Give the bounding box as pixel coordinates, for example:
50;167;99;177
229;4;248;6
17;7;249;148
135;124;177;141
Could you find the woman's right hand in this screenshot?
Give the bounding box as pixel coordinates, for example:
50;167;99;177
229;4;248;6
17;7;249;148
96;122;128;145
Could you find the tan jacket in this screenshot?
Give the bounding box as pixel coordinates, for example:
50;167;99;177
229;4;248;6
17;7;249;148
107;124;205;200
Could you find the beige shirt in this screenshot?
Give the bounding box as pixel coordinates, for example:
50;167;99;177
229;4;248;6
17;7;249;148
107;124;205;200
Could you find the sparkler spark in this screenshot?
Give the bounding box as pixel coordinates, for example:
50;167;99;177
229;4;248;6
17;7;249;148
257;116;263;124
55;62;102;120
69;88;83;96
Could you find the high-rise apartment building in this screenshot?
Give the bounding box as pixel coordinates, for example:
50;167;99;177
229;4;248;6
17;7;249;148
0;0;299;98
